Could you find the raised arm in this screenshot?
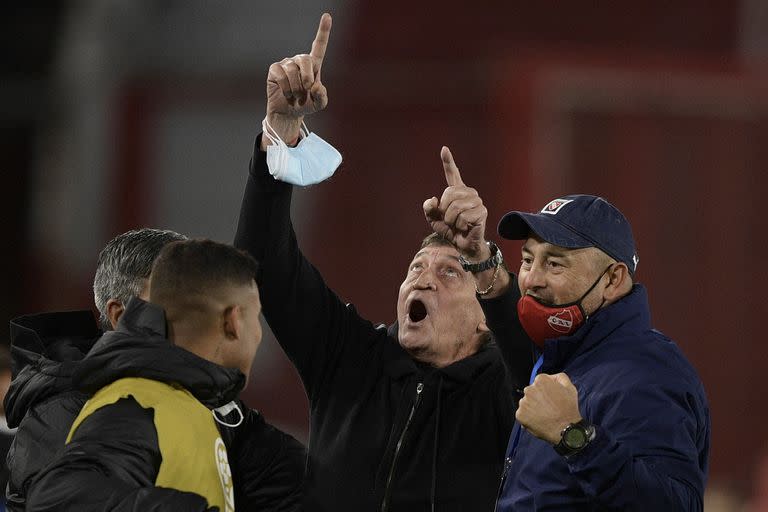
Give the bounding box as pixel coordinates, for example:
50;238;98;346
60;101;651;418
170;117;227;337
422;147;534;389
424;147;513;297
234;14;386;401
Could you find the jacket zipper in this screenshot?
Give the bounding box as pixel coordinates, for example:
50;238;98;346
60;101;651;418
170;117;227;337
380;382;424;512
494;456;513;511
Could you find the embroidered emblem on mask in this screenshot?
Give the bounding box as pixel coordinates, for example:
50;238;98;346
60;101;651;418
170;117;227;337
547;309;574;333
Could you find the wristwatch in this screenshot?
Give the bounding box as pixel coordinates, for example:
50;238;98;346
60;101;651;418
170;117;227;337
554;419;596;457
459;241;503;273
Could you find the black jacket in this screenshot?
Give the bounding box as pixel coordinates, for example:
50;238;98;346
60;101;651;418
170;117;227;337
4;310;97;511
234;136;534;511
7;303;306;511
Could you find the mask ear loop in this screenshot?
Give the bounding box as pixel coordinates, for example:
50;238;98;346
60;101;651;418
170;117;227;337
212;401;244;428
262;117;310;145
262;117;282;146
581;263;615;319
262;117;288;179
262;118;311;181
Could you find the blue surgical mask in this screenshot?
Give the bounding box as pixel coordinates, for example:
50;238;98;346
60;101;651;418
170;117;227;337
262;117;342;186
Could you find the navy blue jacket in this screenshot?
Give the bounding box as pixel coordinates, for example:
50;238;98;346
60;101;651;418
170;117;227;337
492;284;710;511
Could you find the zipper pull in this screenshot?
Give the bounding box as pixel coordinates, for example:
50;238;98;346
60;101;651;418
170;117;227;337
494;456;513;511
501;456;512;480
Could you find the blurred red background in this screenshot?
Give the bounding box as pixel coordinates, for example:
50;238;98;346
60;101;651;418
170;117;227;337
4;1;767;507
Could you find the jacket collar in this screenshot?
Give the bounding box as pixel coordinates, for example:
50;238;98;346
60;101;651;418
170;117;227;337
9;310;100;364
437;342;502;386
113;297;168;337
75;298;245;409
540;284;652;373
5;310;99;428
384;321;502;386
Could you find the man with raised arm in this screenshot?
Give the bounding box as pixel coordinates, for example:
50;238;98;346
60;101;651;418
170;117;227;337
234;13;532;511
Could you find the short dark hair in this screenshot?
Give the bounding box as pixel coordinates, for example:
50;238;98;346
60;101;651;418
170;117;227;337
149;239;259;314
93;228;187;330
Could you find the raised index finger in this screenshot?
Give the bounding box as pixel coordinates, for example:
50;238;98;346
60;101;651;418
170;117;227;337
441;146;465;187
310;13;332;70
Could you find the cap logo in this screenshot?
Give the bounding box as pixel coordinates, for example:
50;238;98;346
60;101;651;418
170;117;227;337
541;198;574;215
632;254;639;271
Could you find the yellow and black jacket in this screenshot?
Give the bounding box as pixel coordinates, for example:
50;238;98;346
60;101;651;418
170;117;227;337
25;299;295;511
6;307;305;511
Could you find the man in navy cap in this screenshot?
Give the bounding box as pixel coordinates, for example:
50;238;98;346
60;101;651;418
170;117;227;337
425;178;710;510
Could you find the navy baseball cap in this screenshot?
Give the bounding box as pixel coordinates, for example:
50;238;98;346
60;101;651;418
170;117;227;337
498;194;639;275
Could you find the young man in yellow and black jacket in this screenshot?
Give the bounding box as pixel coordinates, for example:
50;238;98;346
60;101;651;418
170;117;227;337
27;240;272;511
6;229;304;511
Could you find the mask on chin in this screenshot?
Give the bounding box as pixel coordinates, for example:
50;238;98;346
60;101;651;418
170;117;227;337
517;265;612;348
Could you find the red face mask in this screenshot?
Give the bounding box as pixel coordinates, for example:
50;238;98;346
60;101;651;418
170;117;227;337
517;265;612;348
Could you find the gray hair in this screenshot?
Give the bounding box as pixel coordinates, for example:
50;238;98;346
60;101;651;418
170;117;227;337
93;228;187;330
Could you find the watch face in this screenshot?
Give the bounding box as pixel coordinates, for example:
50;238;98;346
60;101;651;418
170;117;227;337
563;426;588;449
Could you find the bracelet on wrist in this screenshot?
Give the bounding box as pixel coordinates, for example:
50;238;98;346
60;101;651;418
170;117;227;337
476;263;502;296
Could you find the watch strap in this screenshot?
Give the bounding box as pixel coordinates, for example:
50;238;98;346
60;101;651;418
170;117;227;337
554;419;596;457
459;241;503;273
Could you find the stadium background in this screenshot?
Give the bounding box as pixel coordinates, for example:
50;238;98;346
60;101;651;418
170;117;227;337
2;2;767;509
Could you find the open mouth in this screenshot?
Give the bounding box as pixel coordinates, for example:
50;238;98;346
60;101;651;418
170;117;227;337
408;299;428;323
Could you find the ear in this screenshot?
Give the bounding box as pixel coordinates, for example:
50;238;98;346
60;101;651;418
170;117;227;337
222;305;243;341
477;318;490;336
106;299;126;330
475;316;491;347
603;262;632;301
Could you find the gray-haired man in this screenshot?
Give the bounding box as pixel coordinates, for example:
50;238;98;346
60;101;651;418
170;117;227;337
93;228;187;330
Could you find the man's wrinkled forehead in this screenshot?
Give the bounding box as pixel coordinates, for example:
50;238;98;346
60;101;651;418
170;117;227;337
410;245;462;264
522;237;573;258
522;236;606;263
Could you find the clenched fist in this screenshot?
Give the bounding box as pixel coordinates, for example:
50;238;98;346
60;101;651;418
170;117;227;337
516;372;583;445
